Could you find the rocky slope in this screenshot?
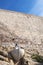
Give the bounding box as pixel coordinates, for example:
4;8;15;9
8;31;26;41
0;9;43;65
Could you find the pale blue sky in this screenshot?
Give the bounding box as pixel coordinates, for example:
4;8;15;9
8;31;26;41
0;0;43;16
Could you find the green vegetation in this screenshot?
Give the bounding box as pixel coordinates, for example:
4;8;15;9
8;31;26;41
31;54;43;63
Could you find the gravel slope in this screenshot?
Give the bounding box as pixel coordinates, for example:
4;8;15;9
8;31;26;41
0;9;43;65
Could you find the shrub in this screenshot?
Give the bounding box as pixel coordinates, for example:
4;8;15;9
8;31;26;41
31;54;43;63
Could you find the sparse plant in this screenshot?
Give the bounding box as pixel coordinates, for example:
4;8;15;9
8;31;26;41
31;54;43;63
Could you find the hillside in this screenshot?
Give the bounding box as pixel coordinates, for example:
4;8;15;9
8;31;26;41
0;9;43;65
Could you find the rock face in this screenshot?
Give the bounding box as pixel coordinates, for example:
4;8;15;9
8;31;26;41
0;9;43;65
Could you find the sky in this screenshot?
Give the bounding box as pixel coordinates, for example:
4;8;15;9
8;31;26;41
0;0;43;16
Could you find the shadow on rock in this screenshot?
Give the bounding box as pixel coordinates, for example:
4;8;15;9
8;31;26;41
18;58;28;65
